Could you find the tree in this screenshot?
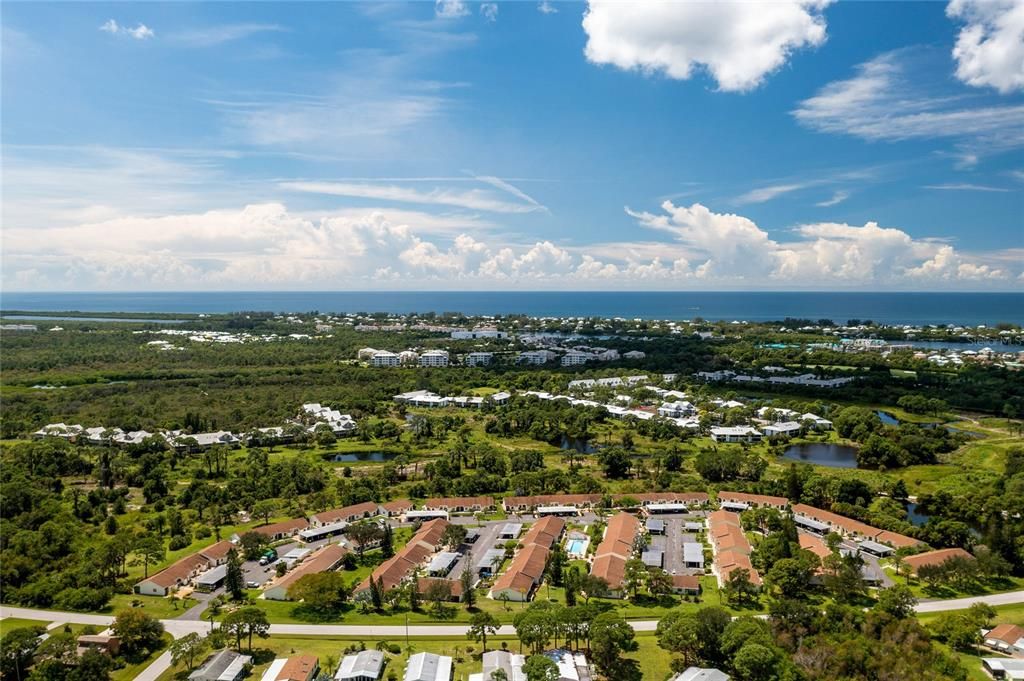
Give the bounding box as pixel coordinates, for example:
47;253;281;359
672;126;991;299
722;569;757;606
112;609;164;660
765;555;818;600
380;523;395;559
460;568;476;608
237;531;269;561
498;592;511;611
288;572;353;613
523;654;559;681
623;558;647;598
732;642;779;681
252;500;278;526
225;547;245;600
425;580;452;616
133;535;165;579
647;568;673;597
169;632;209;671
467;611;500;652
347;522;383;559
222;607;270;652
1;626;45;680
441;524;468;550
68;648;113;681
874;584;917;620
579;574;610;603
598;448;632;479
589;612;637;676
656;611;701;667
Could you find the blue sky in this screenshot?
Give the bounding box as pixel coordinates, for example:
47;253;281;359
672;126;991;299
2;0;1022;291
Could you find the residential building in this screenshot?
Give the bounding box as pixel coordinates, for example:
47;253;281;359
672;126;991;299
489;516;565;602
404;652;453;681
371;351;400;367
266;655;319;681
239;518;310;542
708;510;761;589
189;650;252;681
264;544;348;601
658;401;696;418
800;413;833;430
984;624;1024;655
981;658;1024;680
517;350;555;365
356;519;450;599
134;540;235;596
465;352;494;366
670;668;730;681
717;492;789;511
560;351;593;366
76;635;120;657
419;350;450;367
452;328;506;340
311;502;383;526
903;548;974;575
336;650;385;681
762;422;802;438
671;574;702;596
468;650;525;681
590;513;641;598
710;426;762;443
424;496;493;512
623;350;646;359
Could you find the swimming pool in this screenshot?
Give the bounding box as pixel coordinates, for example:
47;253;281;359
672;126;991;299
565;538;588;556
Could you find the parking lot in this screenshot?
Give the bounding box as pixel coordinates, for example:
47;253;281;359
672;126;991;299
645;513;707;576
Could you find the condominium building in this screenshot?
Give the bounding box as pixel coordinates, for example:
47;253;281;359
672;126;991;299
371;351;400;367
419;350;450;367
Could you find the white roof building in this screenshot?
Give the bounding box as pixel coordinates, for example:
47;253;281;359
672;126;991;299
336;650;385;681
468;651;526;681
404;652;453;681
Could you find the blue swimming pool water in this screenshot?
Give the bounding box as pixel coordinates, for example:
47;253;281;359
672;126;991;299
566;539;587;554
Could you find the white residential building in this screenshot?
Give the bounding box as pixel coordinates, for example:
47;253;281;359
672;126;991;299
710;426;762;443
597;349;620;361
658;401;696;418
801;413;833;430
561;351;594;366
398;350;420;365
404;652;453;681
518;350;556;365
763;422;802;438
451;327;507;340
465;352;493;366
624;350;646;359
336;650;385;681
419;350;450;367
371;351;400;367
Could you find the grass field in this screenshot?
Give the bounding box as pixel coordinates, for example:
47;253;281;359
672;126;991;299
0;617;49;636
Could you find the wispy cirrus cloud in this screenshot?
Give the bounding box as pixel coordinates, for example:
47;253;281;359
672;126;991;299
793;49;1024;160
170;23;286;47
280;178;548;214
816;190;850;207
924;183;1011;192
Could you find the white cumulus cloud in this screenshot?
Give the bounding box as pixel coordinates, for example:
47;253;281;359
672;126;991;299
582;0;832;92
480;3;499;22
947;0;1024;94
100;19;154;40
436;0;470;18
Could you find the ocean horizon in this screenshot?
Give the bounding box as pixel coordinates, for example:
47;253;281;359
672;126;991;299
2;291;1022;326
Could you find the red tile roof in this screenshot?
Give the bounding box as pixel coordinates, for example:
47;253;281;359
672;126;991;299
904;548;973;573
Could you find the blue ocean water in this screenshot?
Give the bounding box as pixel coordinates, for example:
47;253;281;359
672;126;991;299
1;291;1022;326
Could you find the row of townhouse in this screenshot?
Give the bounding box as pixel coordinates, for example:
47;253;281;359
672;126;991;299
489;516;566;602
135;540;236;596
500;491;709;514
393;390;512;409
263;543;349;601
695;369;855;389
590;512;642;598
790;504;922;551
707;510;762;590
798;534;885;585
355;518;451;600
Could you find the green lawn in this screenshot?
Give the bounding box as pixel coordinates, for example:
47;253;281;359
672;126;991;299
881;565;1024;599
106;593;199;620
0;617;49;636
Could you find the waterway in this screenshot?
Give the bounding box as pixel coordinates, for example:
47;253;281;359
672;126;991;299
330;451;398;462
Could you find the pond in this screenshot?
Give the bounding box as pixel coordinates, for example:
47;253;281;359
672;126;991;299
329;451;399;462
559;436;599;454
905;502;930;527
876;411;900;426
782;443;859;468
